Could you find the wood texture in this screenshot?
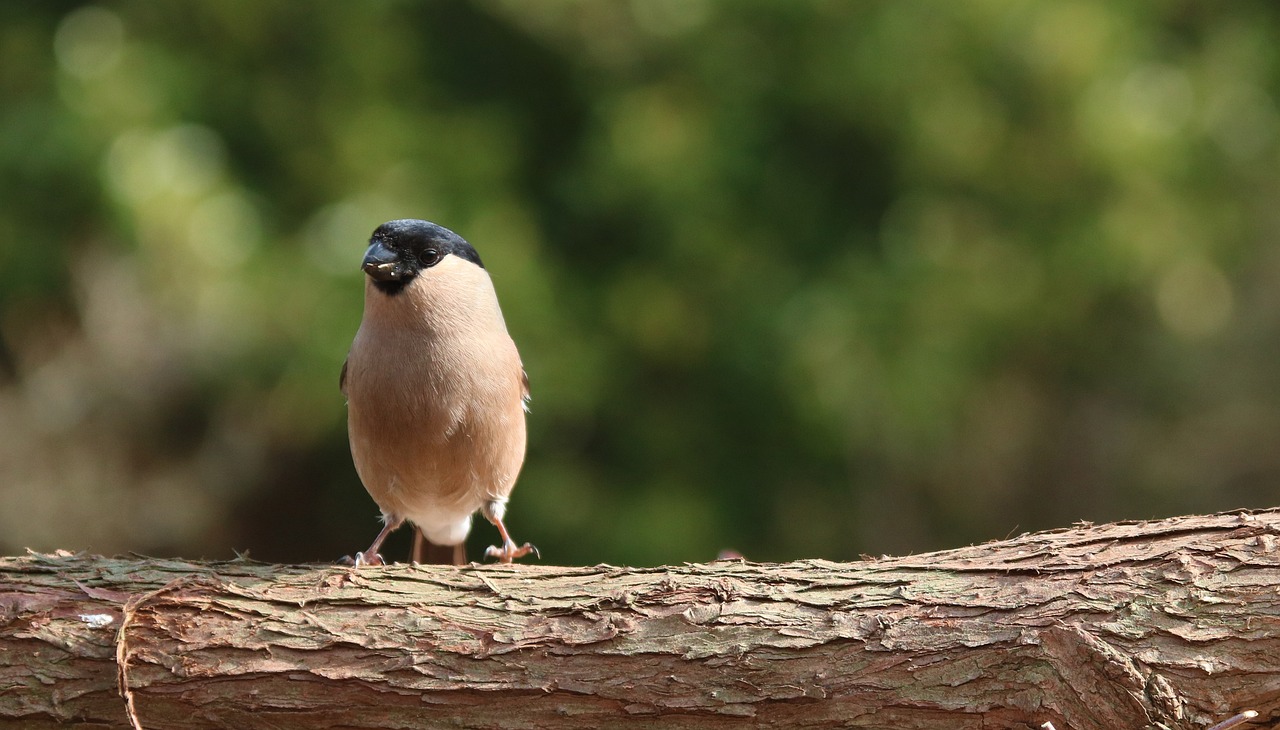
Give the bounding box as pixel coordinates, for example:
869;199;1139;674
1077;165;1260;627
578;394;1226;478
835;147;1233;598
3;509;1280;729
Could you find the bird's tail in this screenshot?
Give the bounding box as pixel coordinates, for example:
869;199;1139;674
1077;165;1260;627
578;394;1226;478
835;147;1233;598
411;528;466;565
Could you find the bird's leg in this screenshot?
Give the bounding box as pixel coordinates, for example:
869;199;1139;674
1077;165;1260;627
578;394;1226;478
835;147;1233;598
481;500;538;564
353;516;403;566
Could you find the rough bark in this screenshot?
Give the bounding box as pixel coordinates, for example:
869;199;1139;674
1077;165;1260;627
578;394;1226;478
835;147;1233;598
2;510;1279;729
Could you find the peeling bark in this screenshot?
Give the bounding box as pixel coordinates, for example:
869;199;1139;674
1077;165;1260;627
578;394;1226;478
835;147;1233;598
2;510;1280;729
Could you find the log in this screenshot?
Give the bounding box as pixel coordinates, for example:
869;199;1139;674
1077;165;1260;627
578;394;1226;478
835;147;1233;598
2;510;1279;729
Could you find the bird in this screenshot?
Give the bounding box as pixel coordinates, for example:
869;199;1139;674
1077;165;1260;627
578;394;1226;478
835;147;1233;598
340;218;535;565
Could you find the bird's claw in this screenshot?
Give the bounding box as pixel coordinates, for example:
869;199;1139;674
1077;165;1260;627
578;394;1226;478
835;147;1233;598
352;551;385;567
484;541;539;563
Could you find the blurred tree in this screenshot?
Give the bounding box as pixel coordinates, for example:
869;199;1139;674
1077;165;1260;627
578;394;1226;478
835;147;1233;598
2;1;1279;566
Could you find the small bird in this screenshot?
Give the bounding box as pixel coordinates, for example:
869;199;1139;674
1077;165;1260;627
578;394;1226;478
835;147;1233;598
341;219;535;565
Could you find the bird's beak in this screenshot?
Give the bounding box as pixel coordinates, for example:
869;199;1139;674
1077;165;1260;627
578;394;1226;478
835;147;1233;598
362;240;403;281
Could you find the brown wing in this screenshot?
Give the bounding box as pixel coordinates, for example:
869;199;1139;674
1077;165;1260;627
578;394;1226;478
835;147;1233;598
339;357;349;398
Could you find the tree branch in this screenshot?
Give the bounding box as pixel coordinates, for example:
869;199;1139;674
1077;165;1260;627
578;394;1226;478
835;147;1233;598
3;510;1279;729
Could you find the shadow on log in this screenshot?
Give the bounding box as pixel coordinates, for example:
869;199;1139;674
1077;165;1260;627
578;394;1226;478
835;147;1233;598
2;509;1280;729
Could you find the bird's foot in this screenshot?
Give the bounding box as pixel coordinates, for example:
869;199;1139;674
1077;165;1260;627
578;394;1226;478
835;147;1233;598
484;540;540;564
351;551;385;567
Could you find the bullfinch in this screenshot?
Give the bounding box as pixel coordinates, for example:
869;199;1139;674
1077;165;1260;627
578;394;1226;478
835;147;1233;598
341;219;535;565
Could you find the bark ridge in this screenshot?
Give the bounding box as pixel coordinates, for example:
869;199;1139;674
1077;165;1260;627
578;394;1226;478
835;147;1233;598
3;510;1279;729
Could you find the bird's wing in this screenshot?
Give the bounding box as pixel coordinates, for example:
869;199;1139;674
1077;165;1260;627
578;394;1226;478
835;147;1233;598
339;356;349;398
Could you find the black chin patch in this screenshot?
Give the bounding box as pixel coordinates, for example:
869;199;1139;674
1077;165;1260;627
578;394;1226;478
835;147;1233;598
370;276;413;296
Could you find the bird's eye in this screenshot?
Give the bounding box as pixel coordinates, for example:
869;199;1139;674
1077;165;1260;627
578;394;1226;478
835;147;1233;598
419;248;442;267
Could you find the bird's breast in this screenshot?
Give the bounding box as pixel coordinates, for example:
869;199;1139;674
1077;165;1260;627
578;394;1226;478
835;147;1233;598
345;287;527;522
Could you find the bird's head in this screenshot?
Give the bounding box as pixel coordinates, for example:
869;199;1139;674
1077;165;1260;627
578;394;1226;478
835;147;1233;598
361;219;484;296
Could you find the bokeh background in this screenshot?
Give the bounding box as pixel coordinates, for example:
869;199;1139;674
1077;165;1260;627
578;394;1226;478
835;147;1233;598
3;1;1279;566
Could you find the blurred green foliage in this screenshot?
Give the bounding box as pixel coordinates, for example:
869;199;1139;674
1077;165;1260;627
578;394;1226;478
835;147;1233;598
2;1;1279;565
